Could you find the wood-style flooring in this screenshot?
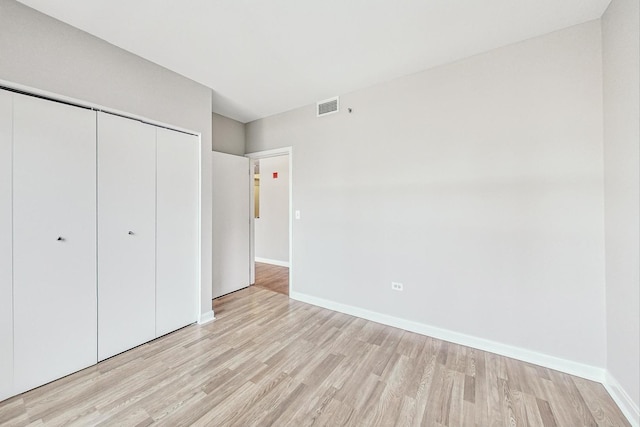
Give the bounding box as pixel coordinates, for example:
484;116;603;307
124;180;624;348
0;286;629;426
254;262;289;296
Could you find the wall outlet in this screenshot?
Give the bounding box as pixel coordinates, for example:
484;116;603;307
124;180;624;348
391;282;403;291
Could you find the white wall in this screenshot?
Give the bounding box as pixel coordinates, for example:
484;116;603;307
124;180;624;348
0;0;214;318
247;21;607;369
602;0;640;418
255;156;289;264
212;112;245;155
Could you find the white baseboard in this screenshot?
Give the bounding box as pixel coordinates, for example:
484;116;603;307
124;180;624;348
198;310;215;325
604;371;640;427
290;291;605;383
255;257;290;268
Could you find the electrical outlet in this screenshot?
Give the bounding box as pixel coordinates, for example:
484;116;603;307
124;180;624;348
391;282;403;291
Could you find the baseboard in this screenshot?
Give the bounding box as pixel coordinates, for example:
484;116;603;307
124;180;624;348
604;371;640;427
197;310;215;325
290;291;605;383
255;257;290;268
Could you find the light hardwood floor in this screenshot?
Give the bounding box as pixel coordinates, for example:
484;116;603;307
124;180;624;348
254;262;289;296
0;286;629;426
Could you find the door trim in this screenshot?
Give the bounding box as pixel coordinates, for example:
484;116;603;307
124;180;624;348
245;147;293;294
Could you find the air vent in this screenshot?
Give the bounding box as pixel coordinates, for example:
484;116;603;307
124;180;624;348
317;96;339;117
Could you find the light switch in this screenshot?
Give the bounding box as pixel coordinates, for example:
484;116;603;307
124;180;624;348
295;210;301;219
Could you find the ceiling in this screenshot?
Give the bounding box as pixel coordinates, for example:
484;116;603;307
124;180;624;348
17;0;611;123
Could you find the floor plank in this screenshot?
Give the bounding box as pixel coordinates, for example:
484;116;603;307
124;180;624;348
0;286;630;426
254;262;289;295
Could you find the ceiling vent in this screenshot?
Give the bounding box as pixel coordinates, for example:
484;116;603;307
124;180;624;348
317;96;339;117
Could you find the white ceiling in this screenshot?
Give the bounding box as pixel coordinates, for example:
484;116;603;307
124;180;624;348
17;0;611;123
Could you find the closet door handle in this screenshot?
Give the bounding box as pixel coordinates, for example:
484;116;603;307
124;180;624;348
128;231;134;235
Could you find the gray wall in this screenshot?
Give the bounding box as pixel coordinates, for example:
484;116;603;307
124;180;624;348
212;112;245;155
255;156;289;264
247;21;607;368
603;0;640;411
0;0;214;317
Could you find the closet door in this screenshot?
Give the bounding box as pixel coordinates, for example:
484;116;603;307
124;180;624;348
13;94;97;394
0;90;13;400
98;113;156;361
156;128;199;336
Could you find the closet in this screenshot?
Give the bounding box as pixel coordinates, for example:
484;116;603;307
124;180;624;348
97;112;157;361
155;128;199;337
97;112;200;360
0;88;200;401
0;90;13;401
13;93;97;395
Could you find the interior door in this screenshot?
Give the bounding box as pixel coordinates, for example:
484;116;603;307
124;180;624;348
0;90;13;400
13;93;97;394
156;128;199;336
212;151;251;298
97;112;156;361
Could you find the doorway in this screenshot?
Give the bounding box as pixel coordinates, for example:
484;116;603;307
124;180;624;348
254;262;289;295
246;148;292;296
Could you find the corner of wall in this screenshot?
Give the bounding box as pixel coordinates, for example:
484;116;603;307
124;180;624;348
198;310;215;325
601;0;640;422
604;370;640;427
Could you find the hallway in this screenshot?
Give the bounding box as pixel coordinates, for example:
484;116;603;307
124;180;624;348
254;262;289;296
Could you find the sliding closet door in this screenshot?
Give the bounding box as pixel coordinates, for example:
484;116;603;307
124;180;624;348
156;128;199;336
0;90;13;400
13;94;97;394
98;112;156;361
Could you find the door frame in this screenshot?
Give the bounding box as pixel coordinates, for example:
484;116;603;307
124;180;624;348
245;147;293;294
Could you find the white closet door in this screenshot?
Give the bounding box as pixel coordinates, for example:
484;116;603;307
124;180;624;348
98;112;156;361
0;90;13;400
156;128;199;337
212;151;251;298
13;94;97;394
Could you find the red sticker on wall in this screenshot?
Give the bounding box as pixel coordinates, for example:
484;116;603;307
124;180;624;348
273;172;278;179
